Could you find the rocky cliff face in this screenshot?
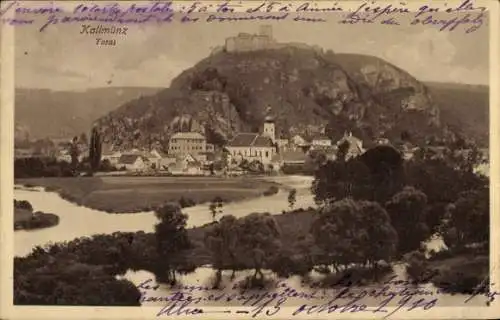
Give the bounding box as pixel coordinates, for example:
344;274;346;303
96;46;442;150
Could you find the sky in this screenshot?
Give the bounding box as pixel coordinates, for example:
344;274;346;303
12;7;490;91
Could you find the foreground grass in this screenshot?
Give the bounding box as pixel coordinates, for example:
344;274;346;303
16;176;280;213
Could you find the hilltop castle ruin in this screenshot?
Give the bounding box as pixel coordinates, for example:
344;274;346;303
225;25;277;52
209;25;325;55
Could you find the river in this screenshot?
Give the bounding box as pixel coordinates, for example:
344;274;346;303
13;175;486;308
14;175;315;257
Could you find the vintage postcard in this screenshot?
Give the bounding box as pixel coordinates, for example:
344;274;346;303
1;0;499;319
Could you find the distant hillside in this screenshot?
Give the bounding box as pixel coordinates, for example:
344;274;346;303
96;46;444;151
425;82;489;147
15;87;162;140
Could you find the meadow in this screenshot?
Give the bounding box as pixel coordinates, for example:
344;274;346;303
16;176;280;213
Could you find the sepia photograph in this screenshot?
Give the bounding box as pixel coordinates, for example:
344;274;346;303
2;0;498;318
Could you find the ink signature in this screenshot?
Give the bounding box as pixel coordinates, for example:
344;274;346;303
136;275;497;318
0;0;489;34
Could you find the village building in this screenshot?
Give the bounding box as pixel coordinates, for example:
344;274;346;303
56;152;72;163
56;149;86;163
272;149;308;169
276;138;289;149
290;134;308;147
225;115;277;165
168;154;203;175
117;154;149;171
168;132;207;160
206;143;215;153
335;132;365;160
311;134;332;147
145;149;171;170
101;150;122;165
14;147;36;159
375;137;391;145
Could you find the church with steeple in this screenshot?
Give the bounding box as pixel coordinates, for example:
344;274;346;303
225;108;277;165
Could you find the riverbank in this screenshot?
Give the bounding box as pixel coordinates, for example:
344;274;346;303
16;176;282;213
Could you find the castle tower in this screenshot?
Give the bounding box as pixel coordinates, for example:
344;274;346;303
259;25;273;39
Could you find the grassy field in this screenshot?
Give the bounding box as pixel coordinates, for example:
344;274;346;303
16;176;280;213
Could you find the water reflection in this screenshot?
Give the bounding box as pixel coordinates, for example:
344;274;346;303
119;265;486;308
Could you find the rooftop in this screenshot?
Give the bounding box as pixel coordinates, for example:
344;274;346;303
118;154;147;164
312;135;331;141
228;133;274;148
273;150;308;163
170;132;205;140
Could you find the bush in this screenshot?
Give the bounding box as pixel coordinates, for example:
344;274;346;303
14;200;33;211
405;250;430;283
263;185;279;196
269;249;313;278
430;256;489;294
236;275;275;290
179;197;196;208
14;212;60;231
314;265;393;288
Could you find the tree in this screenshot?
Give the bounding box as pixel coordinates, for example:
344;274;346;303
154;203;192;284
385;186;429;255
89;126;102;173
337;140;350;162
405;250;430;283
79;133;89;146
358;201;398;267
209;196;224;222
236;213;281;282
14;199;33;211
311;199;397;272
441;188;489;249
69;136;80;173
205;215;240;287
359;145;405;203
288;188;297;210
311;158;372;205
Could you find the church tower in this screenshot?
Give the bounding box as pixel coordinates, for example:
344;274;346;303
263;108;276;144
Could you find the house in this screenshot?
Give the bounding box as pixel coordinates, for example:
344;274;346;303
117;154;148;171
14;147;35;159
272;149;308;169
145;149;170;169
56;152;72;163
309;145;338;161
101;150;122;165
335;132;365;160
291;135;307;147
168;154;203;175
276;138;289;149
168;132;207;158
376;137;391;145
56;149;85;163
311;135;332;147
225;115;277;165
206;143;215;153
147;149;177;170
